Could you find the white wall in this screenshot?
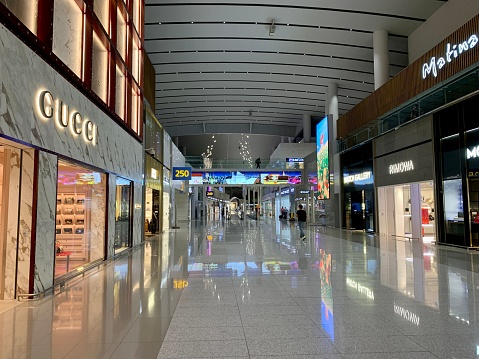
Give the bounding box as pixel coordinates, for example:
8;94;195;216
269;143;316;162
408;0;479;63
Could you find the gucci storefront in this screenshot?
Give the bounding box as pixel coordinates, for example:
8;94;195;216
0;23;143;299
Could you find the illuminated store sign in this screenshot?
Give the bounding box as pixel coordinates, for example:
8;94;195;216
151;168;158;179
286;157;304;163
206;191;214;197
389;160;414;175
35;89;98;145
422;34;478;79
467;145;479;159
393;303;420;326
343;171;372;184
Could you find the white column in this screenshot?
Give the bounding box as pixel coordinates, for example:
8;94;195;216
373;29;389;90
281;136;286;143
326;83;338;140
182;146;187;156
302;113;311;143
174;136;180;147
288;137;293;143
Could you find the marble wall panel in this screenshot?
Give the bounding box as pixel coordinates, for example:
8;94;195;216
0;24;142;182
132;182;143;247
16;149;35;296
89;181;106;263
33;152;57;293
107;174;116;259
4;149;21;299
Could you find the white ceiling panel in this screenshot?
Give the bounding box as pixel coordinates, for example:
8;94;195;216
145;0;445;140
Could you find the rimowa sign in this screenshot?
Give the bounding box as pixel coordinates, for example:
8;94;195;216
389;160;415;175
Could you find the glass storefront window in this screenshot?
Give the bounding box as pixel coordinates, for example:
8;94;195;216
114;177;132;253
55;161;106;278
1;0;39;35
53;0;83;78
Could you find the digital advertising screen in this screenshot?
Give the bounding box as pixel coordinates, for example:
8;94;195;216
316;117;330;199
190;173;204;185
261;172;301;185
191;171;261;185
189;171;301;185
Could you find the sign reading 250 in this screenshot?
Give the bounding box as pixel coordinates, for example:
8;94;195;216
172;167;192;180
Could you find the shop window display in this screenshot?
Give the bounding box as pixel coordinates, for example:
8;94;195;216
114;177;132;253
55;161;106;278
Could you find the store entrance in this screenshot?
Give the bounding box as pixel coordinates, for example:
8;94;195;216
378;182;435;242
145;188;160;235
0;138;30;299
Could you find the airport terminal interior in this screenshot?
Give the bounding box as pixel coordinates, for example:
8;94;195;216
2;0;479;358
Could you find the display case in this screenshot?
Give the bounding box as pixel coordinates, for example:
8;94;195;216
55;193;88;260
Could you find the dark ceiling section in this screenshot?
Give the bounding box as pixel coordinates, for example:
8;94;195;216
144;1;444;137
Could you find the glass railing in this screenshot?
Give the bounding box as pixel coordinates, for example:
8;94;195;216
338;65;479;153
185;157;304;170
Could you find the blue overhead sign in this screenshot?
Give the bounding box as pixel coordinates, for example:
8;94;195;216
286;157;304;163
172;167;192;180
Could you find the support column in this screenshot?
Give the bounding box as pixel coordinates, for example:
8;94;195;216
373;29;389;90
281;136;286;143
326;83;338;138
182;146;187;156
302;113;311;143
174;136;180;148
288;137;293;143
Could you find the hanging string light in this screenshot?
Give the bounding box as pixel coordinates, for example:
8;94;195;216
239;133;253;167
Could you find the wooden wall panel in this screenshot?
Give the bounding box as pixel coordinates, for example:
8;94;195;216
338;14;479;139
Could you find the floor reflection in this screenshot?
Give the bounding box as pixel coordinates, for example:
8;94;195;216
3;218;479;357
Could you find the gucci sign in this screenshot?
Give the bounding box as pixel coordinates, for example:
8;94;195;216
35;90;98;145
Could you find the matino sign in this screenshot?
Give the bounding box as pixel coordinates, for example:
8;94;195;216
422;34;478;79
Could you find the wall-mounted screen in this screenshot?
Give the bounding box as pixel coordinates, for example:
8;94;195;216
261;172;301;185
190;171;301;185
316;117;330;199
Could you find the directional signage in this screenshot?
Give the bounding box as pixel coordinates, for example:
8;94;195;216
172;167;192;180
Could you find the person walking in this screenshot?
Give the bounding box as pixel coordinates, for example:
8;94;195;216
255;157;261;169
296;204;307;240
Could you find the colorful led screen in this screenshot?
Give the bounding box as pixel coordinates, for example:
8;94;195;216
190;171;301;185
316;117;330;199
261;172;301;185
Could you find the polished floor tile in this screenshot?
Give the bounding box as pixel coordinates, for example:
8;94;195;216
4;217;479;358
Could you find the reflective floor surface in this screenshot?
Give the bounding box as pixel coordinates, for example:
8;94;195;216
2;216;479;358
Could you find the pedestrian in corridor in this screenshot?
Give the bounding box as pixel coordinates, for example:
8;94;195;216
296;204;307;240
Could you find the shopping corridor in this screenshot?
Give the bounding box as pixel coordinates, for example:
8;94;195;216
1;217;479;358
